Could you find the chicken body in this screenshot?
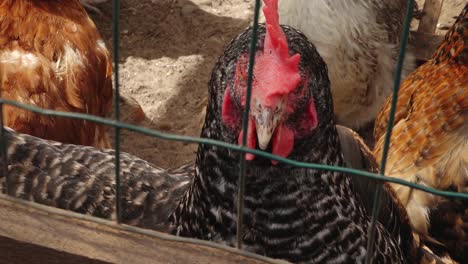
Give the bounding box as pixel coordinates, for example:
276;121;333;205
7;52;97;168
0;0;113;148
276;0;416;130
0;126;192;232
170;19;417;262
374;4;468;262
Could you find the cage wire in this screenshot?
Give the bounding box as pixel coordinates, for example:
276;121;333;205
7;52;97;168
365;1;415;262
0;0;467;263
113;0;123;225
237;0;262;249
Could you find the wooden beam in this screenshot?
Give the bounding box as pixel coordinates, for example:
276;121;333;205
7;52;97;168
417;0;445;34
0;195;289;264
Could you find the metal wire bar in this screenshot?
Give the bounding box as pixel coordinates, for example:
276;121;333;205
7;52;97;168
0;68;8;195
2;99;468;201
365;0;415;262
236;0;262;250
112;0;122;224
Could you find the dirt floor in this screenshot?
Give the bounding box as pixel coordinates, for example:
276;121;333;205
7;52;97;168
87;0;465;169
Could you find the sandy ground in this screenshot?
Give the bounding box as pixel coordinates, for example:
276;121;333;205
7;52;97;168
87;0;465;169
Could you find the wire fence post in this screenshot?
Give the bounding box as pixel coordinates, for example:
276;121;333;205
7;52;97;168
365;1;415;263
112;0;122;224
237;0;262;250
0;67;9;196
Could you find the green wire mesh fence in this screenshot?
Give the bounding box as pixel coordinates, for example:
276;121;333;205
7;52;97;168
113;0;123;225
0;0;467;263
366;1;414;261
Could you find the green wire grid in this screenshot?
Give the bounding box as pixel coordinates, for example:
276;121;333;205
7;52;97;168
112;0;122;224
0;0;466;263
0;68;8;196
2;97;467;201
237;0;262;249
365;1;415;262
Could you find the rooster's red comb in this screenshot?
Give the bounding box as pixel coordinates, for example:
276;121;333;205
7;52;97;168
261;0;301;98
263;0;286;56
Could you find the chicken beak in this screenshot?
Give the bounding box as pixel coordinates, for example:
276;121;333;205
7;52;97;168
252;105;282;150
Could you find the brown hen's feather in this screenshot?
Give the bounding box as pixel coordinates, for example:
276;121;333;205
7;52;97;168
338;125;459;264
0;0;113;148
373;3;468;262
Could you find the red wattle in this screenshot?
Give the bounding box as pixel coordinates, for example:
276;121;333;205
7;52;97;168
271;124;294;165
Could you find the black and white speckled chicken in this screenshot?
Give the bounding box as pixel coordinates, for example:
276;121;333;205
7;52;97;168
0;128;192;232
0;0;453;263
171;0;436;262
275;0;417;145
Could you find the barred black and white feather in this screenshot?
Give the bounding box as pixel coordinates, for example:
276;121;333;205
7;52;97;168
0;127;192;232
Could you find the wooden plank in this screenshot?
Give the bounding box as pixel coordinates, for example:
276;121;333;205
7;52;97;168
0;236;111;264
0;195;289;264
410;31;444;63
417;0;445;34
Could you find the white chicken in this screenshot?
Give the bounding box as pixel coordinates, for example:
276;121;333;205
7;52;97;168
274;0;416;134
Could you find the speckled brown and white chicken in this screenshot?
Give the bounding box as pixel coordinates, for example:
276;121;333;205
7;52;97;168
373;3;468;262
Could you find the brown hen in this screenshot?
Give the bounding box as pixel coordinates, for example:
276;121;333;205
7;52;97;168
373;3;468;262
0;0;113;148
